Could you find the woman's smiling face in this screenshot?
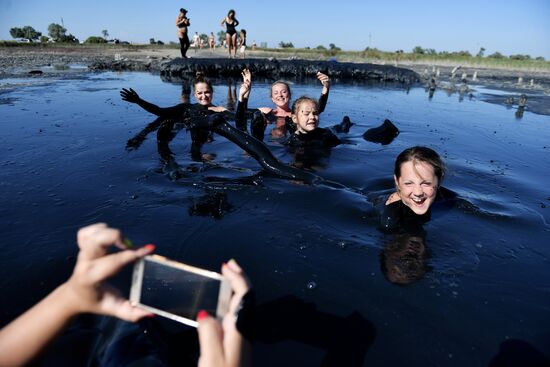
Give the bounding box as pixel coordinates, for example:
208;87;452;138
194;82;213;106
271;83;290;109
395;160;438;215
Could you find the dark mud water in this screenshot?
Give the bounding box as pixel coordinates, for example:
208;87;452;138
1;71;549;366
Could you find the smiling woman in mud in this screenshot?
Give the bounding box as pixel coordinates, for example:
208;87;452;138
380;146;446;233
121;72;227;115
121;72;227;160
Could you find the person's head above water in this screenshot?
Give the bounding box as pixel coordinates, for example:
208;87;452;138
291;96;319;134
193;72;214;106
392;146;445;215
270;81;292;110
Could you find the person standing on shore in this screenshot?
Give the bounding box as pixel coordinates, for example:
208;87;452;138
220;9;239;59
238;29;247;59
176;8;190;58
209;32;215;51
192;31;200;52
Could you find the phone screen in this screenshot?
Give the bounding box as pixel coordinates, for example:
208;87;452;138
131;256;229;326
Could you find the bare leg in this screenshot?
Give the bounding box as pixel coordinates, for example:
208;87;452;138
225;33;231;58
231;34;237;58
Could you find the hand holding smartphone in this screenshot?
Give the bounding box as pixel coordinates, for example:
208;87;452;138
130;255;231;327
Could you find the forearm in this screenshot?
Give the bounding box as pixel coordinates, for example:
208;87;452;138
0;283;78;367
319;89;329;113
135;98;164;116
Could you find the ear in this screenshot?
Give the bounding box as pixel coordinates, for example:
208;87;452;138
393;175;399;188
291;114;298;123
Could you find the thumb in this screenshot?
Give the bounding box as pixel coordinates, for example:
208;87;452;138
197;311;225;367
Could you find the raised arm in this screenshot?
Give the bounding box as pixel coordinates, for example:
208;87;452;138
0;223;155;367
317;72;330;113
236;69;252;130
220;17;227;27
121;88;188;118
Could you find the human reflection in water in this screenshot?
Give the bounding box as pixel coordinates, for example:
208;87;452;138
188;190;233;219
515;94;527;119
380;234;430;286
226;79;237;111
180;80;191;104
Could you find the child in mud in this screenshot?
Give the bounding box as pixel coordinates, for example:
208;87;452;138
379;146;448;233
285;96;342;149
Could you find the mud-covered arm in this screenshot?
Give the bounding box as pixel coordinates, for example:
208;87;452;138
317;72;330;113
235;68;252;128
236;98;248;127
120;88;188;118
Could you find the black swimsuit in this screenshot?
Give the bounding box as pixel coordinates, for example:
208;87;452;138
225;19;239;36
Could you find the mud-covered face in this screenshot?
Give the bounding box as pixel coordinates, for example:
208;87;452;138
194;82;213;106
271;83;290;109
292;101;319;134
395;160;438;215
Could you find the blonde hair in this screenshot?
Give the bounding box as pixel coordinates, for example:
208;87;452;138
291;96;319;115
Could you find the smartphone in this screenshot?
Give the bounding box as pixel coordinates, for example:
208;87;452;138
130;255;231;327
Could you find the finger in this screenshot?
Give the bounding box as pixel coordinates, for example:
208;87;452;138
99;286;154;322
78;225;125;261
222;260;250;296
197;314;225;367
86;245;155;283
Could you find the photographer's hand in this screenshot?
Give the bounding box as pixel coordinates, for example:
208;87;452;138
197;259;252;367
0;223;154;367
64;223;155;320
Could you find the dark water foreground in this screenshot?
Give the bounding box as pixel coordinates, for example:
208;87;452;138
1;71;549;366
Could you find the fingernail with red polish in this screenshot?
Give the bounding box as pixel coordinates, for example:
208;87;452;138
196;310;209;321
144;244;155;252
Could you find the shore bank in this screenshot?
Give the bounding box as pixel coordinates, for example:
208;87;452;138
1;45;549;115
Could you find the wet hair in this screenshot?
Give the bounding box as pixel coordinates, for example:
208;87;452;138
270;81;291;99
291;96;319;115
193;72;213;92
394;146;445;185
228;9;236;18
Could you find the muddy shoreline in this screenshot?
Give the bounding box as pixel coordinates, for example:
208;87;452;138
1;46;549;115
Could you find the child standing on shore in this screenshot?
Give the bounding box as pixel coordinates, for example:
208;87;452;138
238;29;247;58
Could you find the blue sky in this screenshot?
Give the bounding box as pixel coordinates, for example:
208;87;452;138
1;0;549;58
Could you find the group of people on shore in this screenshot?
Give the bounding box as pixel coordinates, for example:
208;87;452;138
177;8;248;59
0;41;449;366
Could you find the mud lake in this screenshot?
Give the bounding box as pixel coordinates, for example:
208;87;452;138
1;70;549;366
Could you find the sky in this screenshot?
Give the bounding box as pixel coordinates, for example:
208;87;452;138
1;0;549;59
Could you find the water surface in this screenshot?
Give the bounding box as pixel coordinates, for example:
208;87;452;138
1;71;549;366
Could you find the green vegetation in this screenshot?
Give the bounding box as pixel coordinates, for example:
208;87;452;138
84;36;107;44
47;23;79;43
279;41;294;48
9;26;41;42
